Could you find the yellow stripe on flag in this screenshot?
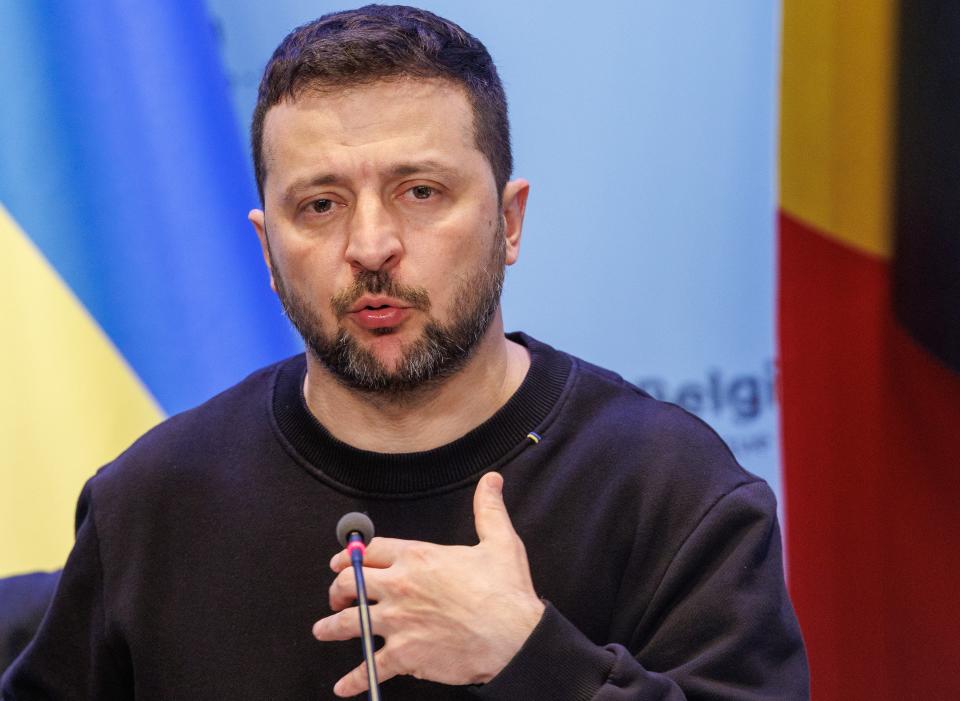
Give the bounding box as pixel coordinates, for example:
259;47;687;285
779;0;897;259
0;203;164;576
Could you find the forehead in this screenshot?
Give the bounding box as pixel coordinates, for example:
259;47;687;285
260;78;482;192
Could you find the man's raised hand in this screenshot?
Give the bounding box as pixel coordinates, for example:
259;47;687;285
312;472;545;697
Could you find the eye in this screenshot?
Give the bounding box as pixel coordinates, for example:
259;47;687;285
310;199;334;214
410;185;435;200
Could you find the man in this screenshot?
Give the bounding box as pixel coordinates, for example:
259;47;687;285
2;5;808;699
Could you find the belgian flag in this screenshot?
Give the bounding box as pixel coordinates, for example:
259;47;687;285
779;1;960;698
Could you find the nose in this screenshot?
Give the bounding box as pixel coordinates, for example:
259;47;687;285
344;194;402;273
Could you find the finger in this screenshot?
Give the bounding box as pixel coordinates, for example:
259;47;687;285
329;536;409;572
312;606;361;641
328;567;358;611
473;472;517;542
313;604;390;641
334;648;397;698
328;567;387;611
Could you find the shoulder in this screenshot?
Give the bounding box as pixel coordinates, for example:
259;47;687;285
521;335;766;518
576;355;741;467
86;355;302;501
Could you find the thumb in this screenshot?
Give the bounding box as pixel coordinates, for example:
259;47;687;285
473;472;516;542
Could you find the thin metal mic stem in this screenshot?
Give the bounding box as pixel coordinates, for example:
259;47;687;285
349;533;381;701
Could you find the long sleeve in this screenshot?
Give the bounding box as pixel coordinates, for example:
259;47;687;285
474;481;809;700
1;481;132;700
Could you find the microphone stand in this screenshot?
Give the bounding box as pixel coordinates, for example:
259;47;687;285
348;532;381;701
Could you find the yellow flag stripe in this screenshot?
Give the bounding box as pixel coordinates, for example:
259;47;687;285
0;203;164;576
779;0;896;259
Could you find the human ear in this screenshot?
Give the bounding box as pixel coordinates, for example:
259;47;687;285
248;208;278;293
500;178;529;266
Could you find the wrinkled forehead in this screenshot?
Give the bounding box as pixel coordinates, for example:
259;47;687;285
260;77;480;187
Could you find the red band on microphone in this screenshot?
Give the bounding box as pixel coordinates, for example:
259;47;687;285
347;540;366;557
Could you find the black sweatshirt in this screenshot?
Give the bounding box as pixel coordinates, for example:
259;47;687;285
2;334;808;699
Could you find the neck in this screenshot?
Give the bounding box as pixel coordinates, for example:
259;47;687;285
302;316;530;453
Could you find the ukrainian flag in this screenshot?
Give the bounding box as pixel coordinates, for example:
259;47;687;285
0;3;298;577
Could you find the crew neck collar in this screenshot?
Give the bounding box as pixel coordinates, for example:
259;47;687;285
271;332;571;496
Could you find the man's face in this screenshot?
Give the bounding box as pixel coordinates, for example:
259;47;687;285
250;78;525;394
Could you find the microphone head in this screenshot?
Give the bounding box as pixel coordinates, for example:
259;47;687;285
336;512;375;547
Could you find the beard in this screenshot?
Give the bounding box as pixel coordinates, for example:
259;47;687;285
270;223;506;397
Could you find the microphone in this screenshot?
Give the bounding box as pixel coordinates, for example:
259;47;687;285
336;512;375;549
335;512;380;701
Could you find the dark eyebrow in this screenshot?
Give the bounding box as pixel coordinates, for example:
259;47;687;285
282;173;343;201
388;160;457;178
281;161;459;202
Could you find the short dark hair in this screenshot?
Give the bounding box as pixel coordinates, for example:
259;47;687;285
251;4;512;204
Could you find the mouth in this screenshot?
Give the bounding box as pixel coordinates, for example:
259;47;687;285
347;296;412;313
345;297;413;330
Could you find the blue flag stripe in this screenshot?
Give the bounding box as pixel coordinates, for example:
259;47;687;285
0;1;299;414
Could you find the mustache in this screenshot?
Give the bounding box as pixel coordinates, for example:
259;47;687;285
331;269;431;317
